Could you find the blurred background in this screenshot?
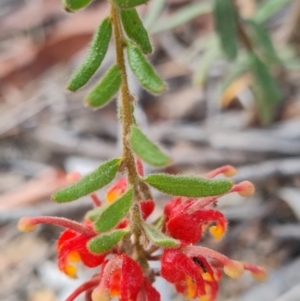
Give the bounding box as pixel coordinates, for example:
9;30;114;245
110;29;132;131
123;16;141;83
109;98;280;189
1;0;300;300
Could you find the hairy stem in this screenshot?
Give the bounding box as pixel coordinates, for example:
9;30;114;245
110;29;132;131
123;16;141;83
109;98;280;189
110;1;153;265
110;2;137;184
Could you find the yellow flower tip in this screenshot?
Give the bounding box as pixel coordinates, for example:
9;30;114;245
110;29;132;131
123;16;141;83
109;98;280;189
202;272;213;281
223;261;244;279
68;251;81;263
66;172;81;183
209;225;225;240
91;288;110;301
235;181;255;197
251;268;267;281
200;296;212;301
18;217;37;232
106;190;119;203
222;165;237;177
185;276;197;300
64;264;78;279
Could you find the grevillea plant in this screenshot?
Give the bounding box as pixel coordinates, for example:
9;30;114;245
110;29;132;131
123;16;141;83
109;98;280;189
18;0;267;300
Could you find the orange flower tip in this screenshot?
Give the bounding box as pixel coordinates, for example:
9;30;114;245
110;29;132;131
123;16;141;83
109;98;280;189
209;225;225;240
251;268;267;281
223;261;244;279
106;190;119;203
18;217;37;232
222;165;237;177
64;264;78;279
91;288;110;301
66;172;81;183
68;251;81;263
234;181;255;197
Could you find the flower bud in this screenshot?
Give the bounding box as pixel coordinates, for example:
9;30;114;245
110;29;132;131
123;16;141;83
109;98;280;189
91;288;110;301
18;217;37;232
251;268;267;281
223;261;244;279
244;264;267;281
206;165;237;178
231;181;255;197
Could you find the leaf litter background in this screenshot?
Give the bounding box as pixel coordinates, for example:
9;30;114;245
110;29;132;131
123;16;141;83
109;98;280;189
1;0;300;300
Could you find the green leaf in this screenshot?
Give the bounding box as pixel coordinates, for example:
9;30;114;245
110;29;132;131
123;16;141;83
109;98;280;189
88;229;129;254
94;189;133;232
113;0;149;9
247;20;280;65
127;40;166;94
213;0;238;60
85;65;122;109
151;2;211;33
63;0;93;12
254;0;294;24
144;173;233;197
130;125;171;167
120;8;152;54
142;222;180;247
67;17;112;91
52;158;120;203
249;53;281;124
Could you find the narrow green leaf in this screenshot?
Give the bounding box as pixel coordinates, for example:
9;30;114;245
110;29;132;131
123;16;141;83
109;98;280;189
67;17;112;91
94;189;133;232
88;229;129;254
142;222;180;247
85;65;121;109
247;20;280;65
144;173;233;197
52;158;120;203
213;0;238;60
63;0;93;12
120;8;152;54
249;53;281;124
254;0;293;24
127;41;166;94
113;0;149;9
130;125;171;167
151;2;211;33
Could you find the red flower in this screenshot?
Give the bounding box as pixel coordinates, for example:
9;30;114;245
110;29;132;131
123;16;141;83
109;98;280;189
57;228;106;278
164;196;227;244
161;246;266;301
163;167;255;244
92;254;160;301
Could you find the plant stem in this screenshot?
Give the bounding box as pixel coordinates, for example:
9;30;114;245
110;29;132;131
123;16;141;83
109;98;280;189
110;2;152;265
110;2;138;185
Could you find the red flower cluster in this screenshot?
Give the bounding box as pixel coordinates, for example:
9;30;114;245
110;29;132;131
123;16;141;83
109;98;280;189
18;164;266;301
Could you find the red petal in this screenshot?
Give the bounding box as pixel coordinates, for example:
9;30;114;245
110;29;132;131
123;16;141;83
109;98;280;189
120;255;144;301
144;279;160;301
57;229;77;250
164;197;183;217
140;200;155;219
167;212;202;244
161;250;205;297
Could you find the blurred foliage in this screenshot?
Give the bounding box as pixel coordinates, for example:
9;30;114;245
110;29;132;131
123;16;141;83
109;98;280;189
146;0;299;124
